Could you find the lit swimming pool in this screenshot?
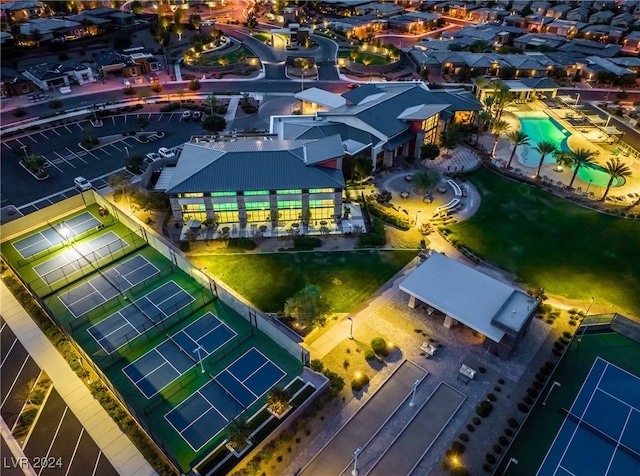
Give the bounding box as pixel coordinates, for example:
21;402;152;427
514;112;625;188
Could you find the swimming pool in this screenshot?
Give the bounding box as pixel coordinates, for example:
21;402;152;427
514;112;625;188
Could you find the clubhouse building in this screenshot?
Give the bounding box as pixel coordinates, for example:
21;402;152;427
400;253;538;359
271;81;482;175
161;135;347;229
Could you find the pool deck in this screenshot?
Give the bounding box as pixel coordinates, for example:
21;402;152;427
484;101;640;204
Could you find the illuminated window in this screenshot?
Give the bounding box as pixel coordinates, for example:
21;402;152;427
244;190;269;195
245;201;270;210
181;204;205;212
309;188;334;193
180;193;204;198
276;189;302;195
213;203;238;211
210;191;236;197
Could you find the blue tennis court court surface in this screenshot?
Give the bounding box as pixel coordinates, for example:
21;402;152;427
88;281;195;354
123;312;237;398
165;347;286;451
12;212;101;259
33;231;127;285
59;255;160;318
537;357;640;476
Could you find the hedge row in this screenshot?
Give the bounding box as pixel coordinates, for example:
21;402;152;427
366;203;411;230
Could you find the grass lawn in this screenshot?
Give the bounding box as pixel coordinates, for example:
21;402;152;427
445;168;640;318
191;250;416;313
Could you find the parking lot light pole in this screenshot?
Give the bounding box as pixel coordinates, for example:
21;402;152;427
409;378;420;407
542;381;561;406
351;447;362;476
502;457;518;475
347;317;354;340
20;145;28;160
193;345;205;373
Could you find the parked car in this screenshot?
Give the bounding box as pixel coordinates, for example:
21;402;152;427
192;111;202;121
146;152;160;162
122;78;131;86
74;176;92;191
158;147;176;159
181;111;192;121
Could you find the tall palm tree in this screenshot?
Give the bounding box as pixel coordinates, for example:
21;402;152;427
490;119;510;156
553;149;574;171
506;131;529;168
475;110;491;145
267;387;291;415
600;157;632;200
567;148;598;189
226;417;252;450
534;141;557;178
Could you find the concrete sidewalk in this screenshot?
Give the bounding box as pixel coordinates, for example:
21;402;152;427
0;282;156;476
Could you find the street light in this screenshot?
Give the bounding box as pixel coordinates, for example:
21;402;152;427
409;378;420;407
124;146;130;158
352;447;362;476
502;457;518;475
347;317;354;340
415;210;422;228
578;296;595;342
542;381;561;406
193;345;205;373
20;145;28;160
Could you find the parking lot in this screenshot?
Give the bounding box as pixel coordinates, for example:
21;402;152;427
1;112;201;210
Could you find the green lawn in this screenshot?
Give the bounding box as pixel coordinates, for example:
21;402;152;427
445;168;640;317
191;250;417;313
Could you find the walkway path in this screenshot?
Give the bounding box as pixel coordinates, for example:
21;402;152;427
0;282;156;476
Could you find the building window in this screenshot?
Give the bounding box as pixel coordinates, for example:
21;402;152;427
244;190;269;195
213;202;238;211
180;193;204;198
276;189;302;195
181;204;205;212
277;200;302;221
309;199;334;220
211;191;236;197
309;188;334;193
180;204;206;221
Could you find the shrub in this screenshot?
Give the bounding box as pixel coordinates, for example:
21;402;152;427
227;238;257;250
504;428;514;437
309;359;324;372
472;417;481;425
351;373;369;391
179;241;190;252
527;388;539;398
478;366;486;373
493;444;502;453
517;402;530;413
31;389;46;405
498;378;505;384
482;463;492;472
535;373;546;382
459;433;469;442
160;103;180;112
541;366;550;375
507;418;519;428
13;107;27;118
552;348;562;356
366;203;411;230
487;393;497;401
466;424;474;431
451;441;465;454
293;236;322;250
19;408;38;426
486;453;496;464
499;436;509;446
494;386;502;392
524;396;533;405
364;350;375;360
371;337;389;356
533;381;543;389
554;341;564;351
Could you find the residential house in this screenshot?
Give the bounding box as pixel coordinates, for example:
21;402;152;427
0;1;44;22
162;135;346;226
545;4;571;19
621;31;640;55
444;24;524;47
557;39;621;57
612;13;635;28
0;67;36;97
18;18;83;43
355;2;404;17
589;10;615;24
469;8;510;23
513;33;568;50
580;24;626;43
611;56;640;73
94;48;159;79
473;77;560;102
503;15;527;29
566;7;590;22
531;2;551;15
511;0;530;14
525;14;554;33
577;56;636;83
22;61;95;91
591;0;616;10
270;23;311;46
618;0;640;13
271;82;482;171
545;19;586;37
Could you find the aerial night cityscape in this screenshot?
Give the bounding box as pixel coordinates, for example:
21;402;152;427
1;1;640;475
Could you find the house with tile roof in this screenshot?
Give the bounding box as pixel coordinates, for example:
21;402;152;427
272;82;481;172
162;136;346;227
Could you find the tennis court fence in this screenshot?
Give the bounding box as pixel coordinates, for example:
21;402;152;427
64;264;175;331
16;216;117;268
30;230;147;297
95;287;214;369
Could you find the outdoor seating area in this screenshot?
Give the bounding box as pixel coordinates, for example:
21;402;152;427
458;364;476;384
421;341;437;357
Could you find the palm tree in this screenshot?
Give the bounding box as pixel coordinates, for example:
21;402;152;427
440;123;463;156
267;387;291;416
506;131;530;169
567;148;598;190
475;110;491;145
533;141;557;178
25;154;45;174
600;157;632;200
553;149;573;171
490;119;510;156
226;417;252;450
362;55;373;81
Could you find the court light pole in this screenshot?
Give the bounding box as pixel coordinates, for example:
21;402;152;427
502;457;518;475
542;381;561;406
409;378;420;407
194;345;205;373
347;317;354;340
351;447;362;476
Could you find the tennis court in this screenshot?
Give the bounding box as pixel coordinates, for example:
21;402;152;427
59;255;160;318
165;347;286;451
88;281;195;354
33;231;127;285
537;357;640;476
12;212;101;259
123;312;237;398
